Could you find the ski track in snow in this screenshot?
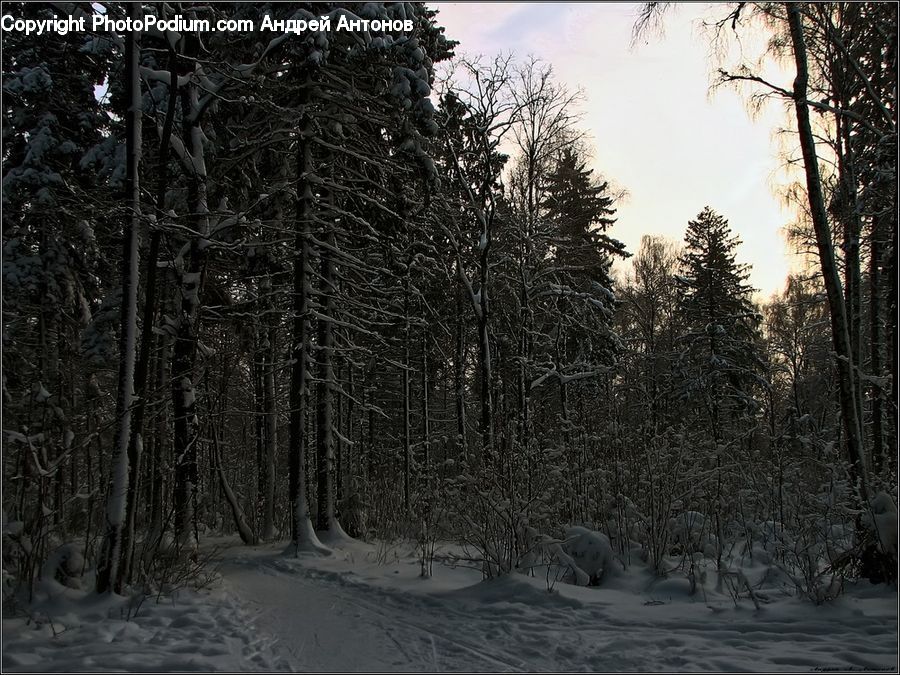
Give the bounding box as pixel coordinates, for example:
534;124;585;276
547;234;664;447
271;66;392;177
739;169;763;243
3;538;896;672
220;543;898;673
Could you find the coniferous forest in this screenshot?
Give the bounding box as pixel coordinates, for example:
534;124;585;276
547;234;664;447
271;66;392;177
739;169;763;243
1;2;897;672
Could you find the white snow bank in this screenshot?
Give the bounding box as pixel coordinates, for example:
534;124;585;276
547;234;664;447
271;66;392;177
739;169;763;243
40;543;86;591
283;517;332;556
444;572;584;609
316;518;355;546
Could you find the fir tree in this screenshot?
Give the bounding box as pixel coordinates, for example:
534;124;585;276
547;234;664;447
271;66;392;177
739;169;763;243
543;147;621;284
675;206;763;426
540;147;627;372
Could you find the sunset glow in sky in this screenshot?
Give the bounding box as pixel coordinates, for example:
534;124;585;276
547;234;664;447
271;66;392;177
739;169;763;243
430;2;801;298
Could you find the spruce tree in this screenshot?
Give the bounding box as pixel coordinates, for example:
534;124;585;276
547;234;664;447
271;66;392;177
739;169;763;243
531;147;627;524
675;206;763;429
543;147;620;285
674;206;764;571
540;147;627;373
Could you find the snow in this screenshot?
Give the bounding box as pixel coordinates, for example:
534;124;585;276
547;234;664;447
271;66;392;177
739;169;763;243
286;518;331;557
40;544;85;591
564;526;615;584
4;536;896;672
867;492;898;558
2;579;283;672
178;377;195;409
32;382;51;403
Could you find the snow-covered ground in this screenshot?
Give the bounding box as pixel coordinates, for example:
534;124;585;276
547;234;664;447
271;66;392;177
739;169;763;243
3;536;897;672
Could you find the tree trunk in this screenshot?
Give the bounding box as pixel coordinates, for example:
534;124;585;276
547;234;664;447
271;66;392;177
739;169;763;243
253;323;265;532
455;272;467;457
289;77;322;551
869;215;884;473
887;215;898;461
477;238;494;458
402;278;412;513
171;262;201;548
120;43;179;589
336;357;345;513
836;113;866;449
212;424;257;545
96;4;141;594
172;71;209;549
262;281;277;541
786;2;869;501
421;327;431;474
316;226;336;532
345;364;357;534
559;375;573;521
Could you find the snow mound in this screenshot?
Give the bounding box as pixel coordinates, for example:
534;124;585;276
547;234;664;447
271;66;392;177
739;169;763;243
446;573;584;609
868;492;898;558
317;518;356;546
284;517;332;556
40;542;86;591
564;526;615;585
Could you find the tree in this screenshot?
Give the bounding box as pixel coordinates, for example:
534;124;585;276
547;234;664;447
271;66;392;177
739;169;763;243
438;56;520;461
676;207;763;424
2;1;113;593
784;2;872;502
674;206;763;573
618;235;682;432
96;2;142;595
634;0;898;518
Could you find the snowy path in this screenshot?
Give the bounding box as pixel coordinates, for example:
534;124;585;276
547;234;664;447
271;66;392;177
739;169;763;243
223;552;535;671
3;538;896;672
220;542;899;672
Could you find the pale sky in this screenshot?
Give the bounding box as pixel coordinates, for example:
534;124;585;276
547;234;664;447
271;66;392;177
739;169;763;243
429;2;802;298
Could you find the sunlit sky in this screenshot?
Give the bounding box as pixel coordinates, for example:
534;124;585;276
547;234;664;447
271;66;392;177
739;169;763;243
429;2;802;299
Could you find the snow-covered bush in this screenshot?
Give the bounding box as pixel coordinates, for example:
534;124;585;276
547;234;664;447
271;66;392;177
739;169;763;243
516;525;618;589
563;526;616;585
627;431;702;574
40;542;86;591
412;473;451;578
516;526;590;589
864;492;898;560
603;493;647;559
667;511;710;554
751;520;789;562
2;510;28;599
765;474;857;603
858;491;898;585
444;451;544;579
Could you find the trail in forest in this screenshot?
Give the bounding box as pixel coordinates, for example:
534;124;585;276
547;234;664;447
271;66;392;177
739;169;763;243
3;538;895;672
220;541;899;673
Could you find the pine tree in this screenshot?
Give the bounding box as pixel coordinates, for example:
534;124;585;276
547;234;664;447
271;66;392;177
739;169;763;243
540;147;627;376
543;148;620;284
530;147;628;524
2;1;113;592
676;206;763;426
674;206;764;571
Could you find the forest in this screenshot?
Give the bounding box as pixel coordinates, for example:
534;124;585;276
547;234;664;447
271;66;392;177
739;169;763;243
1;2;898;671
